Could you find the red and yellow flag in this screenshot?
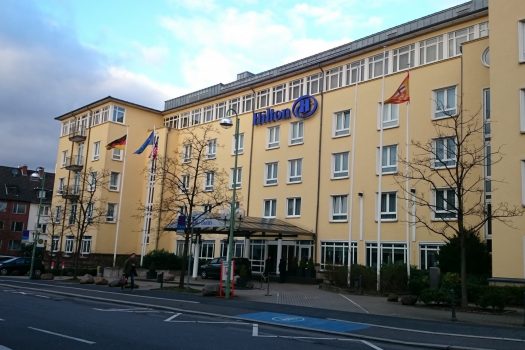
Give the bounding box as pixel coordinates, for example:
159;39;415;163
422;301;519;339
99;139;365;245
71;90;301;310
384;73;410;104
106;135;127;150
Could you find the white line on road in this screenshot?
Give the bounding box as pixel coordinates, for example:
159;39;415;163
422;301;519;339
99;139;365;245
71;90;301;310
328;317;525;343
360;340;384;350
255;334;383;349
35;295;50;299
28;327;96;345
338;294;369;313
164;313;182;322
93;307;154;312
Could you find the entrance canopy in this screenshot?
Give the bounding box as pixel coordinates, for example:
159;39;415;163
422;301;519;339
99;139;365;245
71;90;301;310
165;215;314;238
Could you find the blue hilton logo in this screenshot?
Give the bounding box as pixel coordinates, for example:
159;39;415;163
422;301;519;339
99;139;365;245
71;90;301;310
252;95;318;126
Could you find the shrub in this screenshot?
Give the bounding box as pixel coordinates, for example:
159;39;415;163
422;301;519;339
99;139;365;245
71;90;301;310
324;265;348;287
477;287;506;311
142;250;182;270
408;268;429;296
381;263;408;294
438;232;491;276
420;288;447;305
351;264;377;291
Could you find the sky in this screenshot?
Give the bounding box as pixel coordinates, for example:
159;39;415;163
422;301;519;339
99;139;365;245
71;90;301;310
0;0;467;172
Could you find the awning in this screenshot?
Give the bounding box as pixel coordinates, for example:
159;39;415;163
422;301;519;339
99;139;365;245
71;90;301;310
165;215;315;238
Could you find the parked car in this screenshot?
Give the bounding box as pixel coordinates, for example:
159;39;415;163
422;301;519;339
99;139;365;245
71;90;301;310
200;257;252;280
0;257;43;276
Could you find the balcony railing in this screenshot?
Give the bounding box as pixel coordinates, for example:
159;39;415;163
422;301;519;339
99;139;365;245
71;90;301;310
68;127;87;142
61;185;80;201
64;155;84;172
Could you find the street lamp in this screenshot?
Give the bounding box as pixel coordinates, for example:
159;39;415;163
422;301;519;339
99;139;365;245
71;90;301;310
220;108;239;299
29;166;45;279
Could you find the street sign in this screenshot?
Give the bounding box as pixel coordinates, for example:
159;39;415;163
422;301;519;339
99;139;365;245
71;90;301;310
22;230;30;241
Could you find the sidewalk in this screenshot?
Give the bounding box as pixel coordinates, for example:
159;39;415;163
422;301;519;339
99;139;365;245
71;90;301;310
134;277;525;328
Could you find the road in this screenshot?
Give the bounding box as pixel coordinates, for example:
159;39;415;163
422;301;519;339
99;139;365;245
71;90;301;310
0;278;524;350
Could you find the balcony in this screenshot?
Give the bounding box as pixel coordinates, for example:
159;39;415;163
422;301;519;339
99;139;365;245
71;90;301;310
61;185;80;201
64;155;84;172
68;128;87;142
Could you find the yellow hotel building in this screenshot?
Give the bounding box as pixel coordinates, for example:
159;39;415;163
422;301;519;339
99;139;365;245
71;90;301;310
51;0;525;284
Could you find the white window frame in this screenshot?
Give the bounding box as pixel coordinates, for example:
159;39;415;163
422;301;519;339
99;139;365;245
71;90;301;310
232;133;244;155
183;144;192;163
272;84;286;104
230;167;242;189
191;108;202;126
520;88;525;132
419;243;443;270
519;20;525;63
289;121;304;145
81;236;92;255
433;86;457;119
432;188;458;220
61;150;68;167
215;102;226;120
448;26;474;57
347;59;365;85
306;73;322;95
393;44;415;72
256;89;270;109
332;152;349;179
180;112;189;128
106;203;117;222
242;94;254;112
333;110;351;137
288;158;302;183
325;66;343;90
331;195;348;222
93;141;100;161
204;171;215;192
264;162;278;186
65;236;74;254
88;171;97;192
112;106;125;123
109;172;120;191
378;145;398;174
286;197;301;217
379;192;397;221
267;126;280;149
181;174;190;192
263;199;277;218
419;35;444;65
112;148;123;161
433;137;457;168
229;97;240;114
204;105;214;122
380;103;399;129
51;236;59;252
289;78;303;100
521;160;525;206
368;52;389;79
206;139;217;159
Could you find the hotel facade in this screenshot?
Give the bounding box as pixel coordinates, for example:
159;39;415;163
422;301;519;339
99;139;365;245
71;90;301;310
51;0;525;283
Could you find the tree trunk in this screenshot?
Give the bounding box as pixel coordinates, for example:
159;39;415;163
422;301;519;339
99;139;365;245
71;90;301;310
178;231;190;289
460;231;468;307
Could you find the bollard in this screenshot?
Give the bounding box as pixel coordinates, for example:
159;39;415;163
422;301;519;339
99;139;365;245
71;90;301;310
450;289;457;322
157;272;164;289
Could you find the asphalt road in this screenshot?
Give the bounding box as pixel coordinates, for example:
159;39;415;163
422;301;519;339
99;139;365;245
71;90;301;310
1;278;524;350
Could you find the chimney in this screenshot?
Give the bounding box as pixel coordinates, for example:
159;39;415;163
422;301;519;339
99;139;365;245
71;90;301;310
19;165;28;176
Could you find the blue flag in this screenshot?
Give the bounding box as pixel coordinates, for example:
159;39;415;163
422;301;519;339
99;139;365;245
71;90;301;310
134;131;154;154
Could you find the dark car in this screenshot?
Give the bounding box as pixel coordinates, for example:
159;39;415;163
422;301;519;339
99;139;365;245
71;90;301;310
200;257;252;280
0;257;43;276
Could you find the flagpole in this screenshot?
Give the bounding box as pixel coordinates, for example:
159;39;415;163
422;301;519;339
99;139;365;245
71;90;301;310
113;126;129;267
347;74;359;287
405;99;411;278
376;46;387;292
140;128;156;266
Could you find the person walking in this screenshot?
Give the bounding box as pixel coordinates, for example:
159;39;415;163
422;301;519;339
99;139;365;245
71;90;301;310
278;258;287;283
122;253;137;290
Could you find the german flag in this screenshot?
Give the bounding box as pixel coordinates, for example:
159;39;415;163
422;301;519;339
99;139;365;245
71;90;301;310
106;135;127;150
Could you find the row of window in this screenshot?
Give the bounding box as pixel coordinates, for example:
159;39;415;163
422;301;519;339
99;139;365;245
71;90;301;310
60;105;126;137
53;203;119;225
164;23;486;129
60;142;123;169
0;221;25;232
50;235;92;255
0;201;27;214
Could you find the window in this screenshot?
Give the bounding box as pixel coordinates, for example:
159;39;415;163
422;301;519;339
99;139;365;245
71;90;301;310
81;236;92;255
180;112;189;128
69;204;77;225
102;106;110;123
288;158;302;183
11;222;23;232
448;27;474;57
109;172;120;191
191;108;202;125
88;171;97;192
420;244;443;269
286;197;301;217
55;206;62;222
181;174;190;192
51;236;59;252
231;167;242;189
183;144;192;162
483;88;490;137
331;195;348;221
0;201;6;212
93;141;100;160
200;241;215;260
272;84;286;104
419;35;443;64
433;86;457;119
229;98;240;114
205;172;215;192
8;240;21;251
86;202;93;223
65;236;74;254
347;59;365;85
379;145;398;174
112;106;125;123
333;110;351;137
521;161;525;206
106;203;117;222
393;44;415;72
220;240;244;258
256;89;270;109
380;192;397;220
380;103;399;128
112;149;123;161
263;199;277;218
204;105;214;122
289;121;304;145
267;126;280;148
165;115;179;129
368;52;389;79
366;242;406;267
289;78;303;100
215;102;226;120
325;66;343;90
242;94;254;112
332;152;349;178
232;133;244;154
479;21;489;37
321;241;357;270
61;150;68;167
433;188;457;219
265;162;278;186
519;20;525;62
206;139;217;159
434;137;457;168
520;89;525;132
306;73;322;95
39;205;50;217
12;203;26;214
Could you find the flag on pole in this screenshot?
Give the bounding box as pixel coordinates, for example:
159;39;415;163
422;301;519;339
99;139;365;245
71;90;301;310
134;131;155;154
149;136;159;160
384;73;410;104
106;135;127;150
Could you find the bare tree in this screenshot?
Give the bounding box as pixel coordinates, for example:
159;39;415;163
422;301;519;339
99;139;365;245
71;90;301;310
396;107;523;307
152;124;230;288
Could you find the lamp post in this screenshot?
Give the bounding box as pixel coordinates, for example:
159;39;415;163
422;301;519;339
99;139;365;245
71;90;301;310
220;108;239;299
29;166;45;279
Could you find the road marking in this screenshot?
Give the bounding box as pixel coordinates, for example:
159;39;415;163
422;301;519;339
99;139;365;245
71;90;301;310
93;307;154;313
338;294;369;313
35;295;50;299
0;345;14;350
328;318;525;343
28;327;96;344
164;313;182;322
361;340;384;350
254;334;383;349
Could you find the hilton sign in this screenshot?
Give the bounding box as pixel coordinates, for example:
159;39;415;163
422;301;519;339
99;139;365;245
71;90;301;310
252;95;318;126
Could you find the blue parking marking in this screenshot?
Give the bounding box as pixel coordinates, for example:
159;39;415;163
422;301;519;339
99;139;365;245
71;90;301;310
238;312;369;333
